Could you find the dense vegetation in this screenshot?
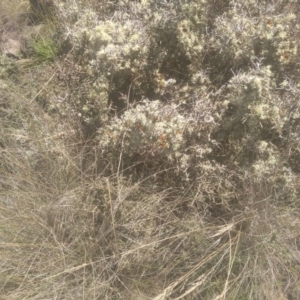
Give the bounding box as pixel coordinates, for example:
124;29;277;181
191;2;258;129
1;0;300;299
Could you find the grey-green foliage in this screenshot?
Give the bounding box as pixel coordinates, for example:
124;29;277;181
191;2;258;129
98;98;216;182
59;0;210;127
62;0;300;188
210;4;297;67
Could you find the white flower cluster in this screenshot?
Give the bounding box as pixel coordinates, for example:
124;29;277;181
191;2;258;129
211;5;297;65
61;7;152;123
99;99;214;177
252;141;279;177
225;66;285;131
176;1;206;60
99;100;187;153
69;11;149;74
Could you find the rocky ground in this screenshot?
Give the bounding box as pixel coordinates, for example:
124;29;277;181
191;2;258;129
0;0;55;62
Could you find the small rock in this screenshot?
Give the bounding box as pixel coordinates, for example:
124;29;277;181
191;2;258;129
2;38;21;59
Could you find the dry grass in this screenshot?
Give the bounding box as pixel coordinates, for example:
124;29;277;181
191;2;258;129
0;0;29;20
1;97;299;299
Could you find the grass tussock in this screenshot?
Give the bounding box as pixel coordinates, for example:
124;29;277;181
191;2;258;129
1;0;300;299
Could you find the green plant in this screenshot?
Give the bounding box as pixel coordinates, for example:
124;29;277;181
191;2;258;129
30;36;58;63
